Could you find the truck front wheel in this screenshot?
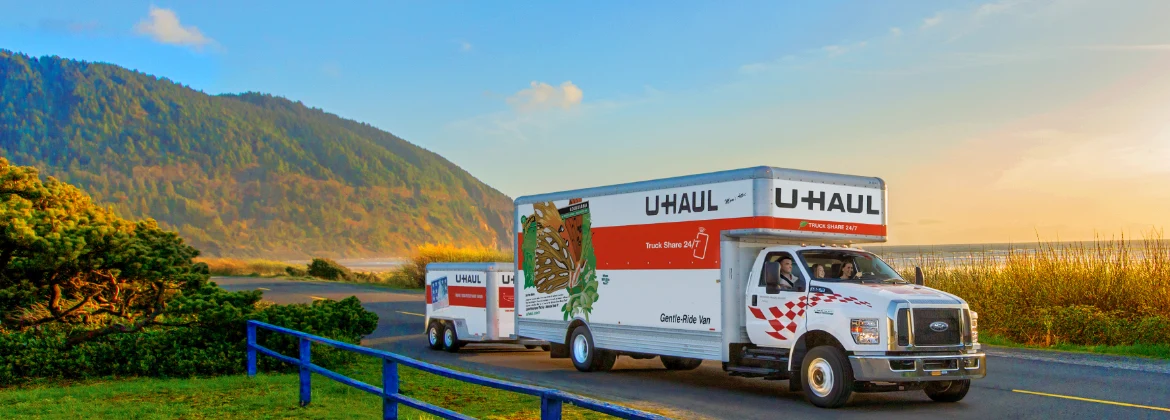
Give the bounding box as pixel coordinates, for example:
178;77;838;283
427;322;444;350
569;326;615;372
924;380;971;402
801;346;854;408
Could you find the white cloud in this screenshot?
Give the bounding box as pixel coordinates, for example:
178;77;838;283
460;41;473;52
976;1;1015;18
890;27;903;37
922;13;943;29
506;81;583;112
823;41;867;57
134;6;214;50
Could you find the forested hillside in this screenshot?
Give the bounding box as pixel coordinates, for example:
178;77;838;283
0;49;512;258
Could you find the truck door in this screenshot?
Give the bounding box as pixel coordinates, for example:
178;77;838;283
745;251;807;350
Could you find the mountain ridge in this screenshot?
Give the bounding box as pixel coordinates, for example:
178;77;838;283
0;49;514;259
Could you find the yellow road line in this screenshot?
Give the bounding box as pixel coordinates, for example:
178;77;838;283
257;287;270;291
397;311;425;317
1013;389;1170;412
309;296;327;300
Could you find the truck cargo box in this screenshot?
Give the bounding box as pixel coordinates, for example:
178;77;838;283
513;166;886;355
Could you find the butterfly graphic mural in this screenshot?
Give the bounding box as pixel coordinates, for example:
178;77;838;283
521;199;600;321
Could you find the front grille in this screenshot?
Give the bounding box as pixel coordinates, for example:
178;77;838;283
896;309;910;346
912;309;962;346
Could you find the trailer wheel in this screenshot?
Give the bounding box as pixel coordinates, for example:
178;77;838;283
540;344;551;352
924;380;971;402
569;326;615;372
525;345;539;350
442;324;464;353
427;322;445;350
801;346;854;408
661;356;702;371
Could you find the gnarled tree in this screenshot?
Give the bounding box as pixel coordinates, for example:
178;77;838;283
0;157;208;344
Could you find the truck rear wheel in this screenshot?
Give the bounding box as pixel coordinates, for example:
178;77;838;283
427;322;444;350
661;356;702;371
924;380;971;402
801;346;854;408
569;326;615;372
442;324;464;353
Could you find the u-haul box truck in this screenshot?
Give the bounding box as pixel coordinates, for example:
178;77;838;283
423;262;546;352
513;166;985;408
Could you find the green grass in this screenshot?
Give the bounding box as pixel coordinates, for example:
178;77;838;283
0;357;652;419
981;334;1170;360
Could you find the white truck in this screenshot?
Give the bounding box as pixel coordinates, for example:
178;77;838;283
511;166;985;408
423;262;546;352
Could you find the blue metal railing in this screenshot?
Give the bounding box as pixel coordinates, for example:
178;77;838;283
247;320;671;420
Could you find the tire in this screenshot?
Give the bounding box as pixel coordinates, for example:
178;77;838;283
427;322;445;350
568;326;616;372
525;345;539;350
661;356;702;371
442;324;464;353
924;380;971;402
801;346;854;408
540;344;551;352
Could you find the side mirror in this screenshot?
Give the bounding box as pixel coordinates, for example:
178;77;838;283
914;266;925;286
763;262;781;294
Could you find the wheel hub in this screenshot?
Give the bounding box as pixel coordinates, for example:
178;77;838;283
807;358;834;398
573;334;589;364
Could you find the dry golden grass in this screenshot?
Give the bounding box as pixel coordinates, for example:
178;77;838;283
388;243;512;288
879;231;1170;347
197;257;295;277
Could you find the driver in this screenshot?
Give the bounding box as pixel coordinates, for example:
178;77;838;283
839;261;861;279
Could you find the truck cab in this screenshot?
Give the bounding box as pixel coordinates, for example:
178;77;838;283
722;233;985;407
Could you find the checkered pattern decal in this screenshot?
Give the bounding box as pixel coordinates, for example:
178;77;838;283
749;293;873;340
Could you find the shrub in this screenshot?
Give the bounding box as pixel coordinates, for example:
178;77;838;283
285;266;309;277
0;294;378;385
307;258;353;281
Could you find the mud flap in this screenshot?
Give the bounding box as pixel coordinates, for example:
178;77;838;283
550;343;570;359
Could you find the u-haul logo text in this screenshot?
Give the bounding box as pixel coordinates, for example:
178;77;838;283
454;274;482;284
776;188;880;215
645;190;719;216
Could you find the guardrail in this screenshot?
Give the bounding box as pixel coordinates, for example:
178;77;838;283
247;320;670;420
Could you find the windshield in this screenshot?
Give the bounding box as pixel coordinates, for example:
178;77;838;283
797;249;907;284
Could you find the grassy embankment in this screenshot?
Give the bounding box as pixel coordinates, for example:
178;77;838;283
882;233;1170;359
0;356;659;419
198;244;511;290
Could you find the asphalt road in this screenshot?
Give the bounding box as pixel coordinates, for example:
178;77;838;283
216;277;1170;420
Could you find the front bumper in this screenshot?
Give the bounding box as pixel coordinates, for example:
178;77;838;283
849;353;986;382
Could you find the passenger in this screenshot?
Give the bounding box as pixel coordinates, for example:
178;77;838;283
778;256;799;290
812;264;827;279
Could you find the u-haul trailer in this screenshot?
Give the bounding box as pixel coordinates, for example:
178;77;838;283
512;166;985;408
423;262;546;352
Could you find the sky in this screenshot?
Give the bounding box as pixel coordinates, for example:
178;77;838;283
2;0;1169;246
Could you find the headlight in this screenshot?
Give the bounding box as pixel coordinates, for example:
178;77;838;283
970;311;979;343
851;318;880;344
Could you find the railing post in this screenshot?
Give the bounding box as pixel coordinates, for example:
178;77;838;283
541;391;562;420
246;321;257;377
383;358;399;420
299;337;311;407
